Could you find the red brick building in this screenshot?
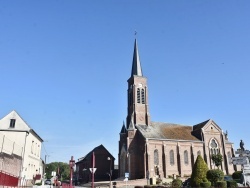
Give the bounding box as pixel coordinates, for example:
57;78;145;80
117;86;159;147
118;39;235;180
76;145;115;184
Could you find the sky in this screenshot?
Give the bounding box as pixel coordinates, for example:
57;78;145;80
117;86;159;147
0;1;250;164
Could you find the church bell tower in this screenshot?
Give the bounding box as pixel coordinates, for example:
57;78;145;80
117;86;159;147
126;39;150;128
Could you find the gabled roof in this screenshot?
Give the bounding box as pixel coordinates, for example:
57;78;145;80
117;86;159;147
76;144;115;163
0;110;43;142
131;39;143;76
193;119;210;131
136;122;200;141
0;110;30;130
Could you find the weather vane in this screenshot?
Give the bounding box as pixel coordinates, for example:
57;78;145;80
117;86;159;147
135;30;137;37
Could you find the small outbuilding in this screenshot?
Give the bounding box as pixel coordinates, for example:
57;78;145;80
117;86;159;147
75;144;116;184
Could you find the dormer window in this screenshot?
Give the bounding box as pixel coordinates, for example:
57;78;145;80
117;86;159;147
10;119;16;128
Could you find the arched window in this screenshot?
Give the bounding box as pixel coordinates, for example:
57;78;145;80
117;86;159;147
141;89;145;104
154;149;159;165
170;150;174;165
210;139;219;155
137;88;140;103
184;150;189;165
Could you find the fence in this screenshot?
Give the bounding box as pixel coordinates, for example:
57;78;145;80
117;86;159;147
0;133;23;186
0;170;19;187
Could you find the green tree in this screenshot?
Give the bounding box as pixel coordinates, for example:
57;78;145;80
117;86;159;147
207;169;224;186
45;162;70;180
190;155;209;187
212;154;223;169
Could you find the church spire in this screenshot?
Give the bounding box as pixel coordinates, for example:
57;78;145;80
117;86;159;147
126;39;150;127
131;39;143;76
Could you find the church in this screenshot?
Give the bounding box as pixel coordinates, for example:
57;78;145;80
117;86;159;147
118;39;235;180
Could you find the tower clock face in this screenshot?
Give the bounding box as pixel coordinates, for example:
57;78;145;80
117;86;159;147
139;114;144;121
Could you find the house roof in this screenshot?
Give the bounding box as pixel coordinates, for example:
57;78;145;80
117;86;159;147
136;121;200;141
76;144;115;163
0;110;43;142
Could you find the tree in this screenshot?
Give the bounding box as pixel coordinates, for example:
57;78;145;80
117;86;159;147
190;155;209;187
212;154;223;169
207;169;224;186
45;162;70;180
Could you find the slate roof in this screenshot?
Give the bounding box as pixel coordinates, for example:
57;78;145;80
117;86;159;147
136;121;200;141
131;39;143;76
193;119;210;131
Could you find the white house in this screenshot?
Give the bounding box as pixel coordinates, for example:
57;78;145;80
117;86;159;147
0;110;43;186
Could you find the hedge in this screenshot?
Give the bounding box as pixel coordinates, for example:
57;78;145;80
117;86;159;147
232;171;242;180
172;179;182;188
200;181;211;188
226;180;237;188
207;169;224;186
216;181;227;188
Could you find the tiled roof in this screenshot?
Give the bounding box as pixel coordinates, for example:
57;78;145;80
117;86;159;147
136;121;200;141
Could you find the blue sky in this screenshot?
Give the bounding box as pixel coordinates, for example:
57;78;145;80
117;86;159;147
1;1;250;164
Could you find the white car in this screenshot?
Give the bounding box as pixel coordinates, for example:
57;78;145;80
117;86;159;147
45;179;52;185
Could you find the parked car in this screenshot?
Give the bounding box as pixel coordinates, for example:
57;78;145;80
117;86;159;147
224;176;233;181
45;179;52;185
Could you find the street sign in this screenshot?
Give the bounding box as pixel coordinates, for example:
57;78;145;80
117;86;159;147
125;172;129;178
89;168;97;173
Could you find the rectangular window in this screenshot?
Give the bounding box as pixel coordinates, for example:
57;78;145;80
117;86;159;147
10;119;16;128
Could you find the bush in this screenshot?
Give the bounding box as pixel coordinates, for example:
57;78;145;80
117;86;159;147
227;180;237;188
35;182;42;186
156;178;162;185
190;155;209;187
232;171;242;179
216;181;227;188
207;169;224;186
172;179;182;188
135;186;144;188
200;181;211;187
144;186;152;188
234;179;241;183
